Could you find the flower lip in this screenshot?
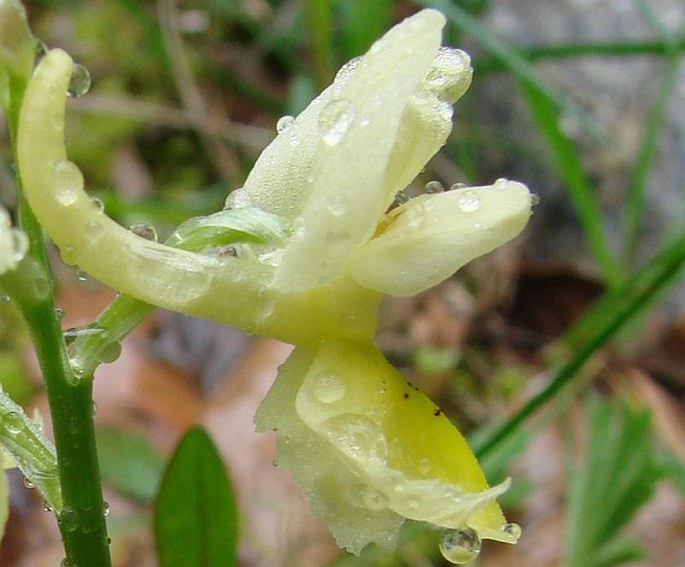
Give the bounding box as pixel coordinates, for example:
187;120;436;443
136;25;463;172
349;179;533;296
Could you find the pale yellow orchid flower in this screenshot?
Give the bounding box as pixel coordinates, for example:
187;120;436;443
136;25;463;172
16;8;532;563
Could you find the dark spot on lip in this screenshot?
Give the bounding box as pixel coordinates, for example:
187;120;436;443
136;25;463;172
433;408;442;416
403;393;410;399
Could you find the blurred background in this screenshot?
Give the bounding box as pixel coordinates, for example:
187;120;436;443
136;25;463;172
0;0;684;565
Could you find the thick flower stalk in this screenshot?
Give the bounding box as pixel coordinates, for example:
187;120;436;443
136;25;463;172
16;8;532;563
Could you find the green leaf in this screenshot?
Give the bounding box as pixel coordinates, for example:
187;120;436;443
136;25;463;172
154;427;238;567
96;426;165;503
563;397;662;567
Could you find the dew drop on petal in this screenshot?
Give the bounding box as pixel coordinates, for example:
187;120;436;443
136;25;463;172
323;414;388;465
362;487;388;511
319;99;356;146
54;307;65;320
224;187;250;210
10;229;29;263
0;295;11;303
457;190;481;212
504;522;522;540
275;115;295;134
313;373;346;404
531;193;541;207
440;527;482;565
53;160;83;206
90;197;104;213
130;224;158;242
493;177;509;191
334;56;362;85
418;457;432;474
424;180;445;194
68;63;91;97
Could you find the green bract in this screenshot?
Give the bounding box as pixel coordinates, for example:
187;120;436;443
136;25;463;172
17;8;532;563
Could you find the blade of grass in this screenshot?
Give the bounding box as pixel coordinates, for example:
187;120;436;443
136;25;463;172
563;398;661;567
474;36;685;74
519;81;623;286
304;0;335;90
416;0;609;143
337;0;393;58
474;231;685;459
623;0;683;264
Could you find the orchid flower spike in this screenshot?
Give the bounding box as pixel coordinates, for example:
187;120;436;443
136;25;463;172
17;7;533;563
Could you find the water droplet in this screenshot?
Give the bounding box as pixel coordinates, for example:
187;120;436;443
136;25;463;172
68;63;91;97
76;269;88;282
90;197;104;213
103;501;110;517
334;56;362;85
224;187;250;210
54;307;65;320
0;294;10;303
23;477;34;489
10;229;29;263
97;340;121;364
531;193;540;207
418;457;432;474
80;506;98;533
61;245;77;266
394;190;409;206
4;412;23;435
130;224;158;242
53;160;83;206
319;99;356;146
275;115;295;134
503;522;521;540
423;48;472;102
440;527;481;565
456;191;481;212
362;487;388;511
43;501;53;512
91;401;97;417
424;180;444;194
450;182;468;191
313;373;346;404
493;177;509;190
60;507;79;532
34;38;48;61
323;414;387;465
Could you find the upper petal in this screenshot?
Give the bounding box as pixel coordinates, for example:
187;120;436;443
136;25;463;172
269;9;445;292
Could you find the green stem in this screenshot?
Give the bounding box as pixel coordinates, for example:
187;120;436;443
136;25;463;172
7;122;111;565
473;232;685;459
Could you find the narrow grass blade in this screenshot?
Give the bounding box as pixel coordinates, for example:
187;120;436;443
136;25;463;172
519;81;622;285
474;231;685;459
563;398;662;567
